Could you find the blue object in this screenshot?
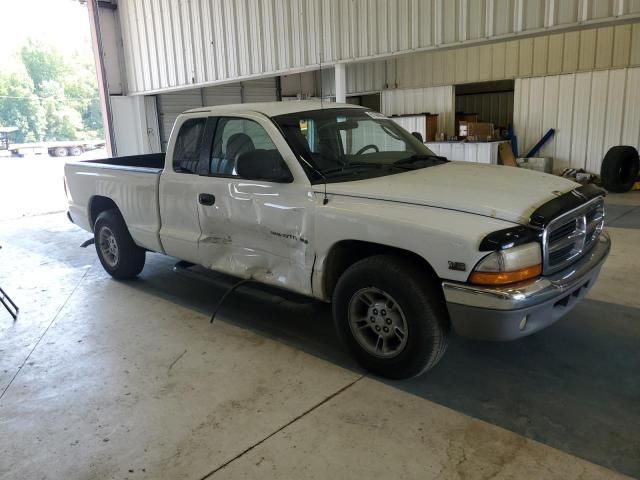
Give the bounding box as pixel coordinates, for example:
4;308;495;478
526;129;555;158
511;135;519;158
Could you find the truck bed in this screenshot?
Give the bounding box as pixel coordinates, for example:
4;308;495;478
64;152;166;254
84;153;166;171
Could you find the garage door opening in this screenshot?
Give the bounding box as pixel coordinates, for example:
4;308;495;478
455;80;514;137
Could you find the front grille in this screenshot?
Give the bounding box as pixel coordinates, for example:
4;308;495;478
542;198;604;274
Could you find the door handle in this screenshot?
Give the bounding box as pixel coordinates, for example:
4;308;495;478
199;193;216;206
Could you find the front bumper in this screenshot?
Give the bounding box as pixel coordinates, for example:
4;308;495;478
442;231;611;341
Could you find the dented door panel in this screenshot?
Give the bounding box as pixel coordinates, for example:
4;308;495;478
197;178;316;295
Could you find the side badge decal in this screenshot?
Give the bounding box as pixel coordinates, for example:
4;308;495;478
448;261;467;272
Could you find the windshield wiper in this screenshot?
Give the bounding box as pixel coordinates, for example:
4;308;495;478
322;163;387;176
393;154;448;166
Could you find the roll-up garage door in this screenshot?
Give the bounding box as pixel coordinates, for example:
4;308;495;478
156;78;278;151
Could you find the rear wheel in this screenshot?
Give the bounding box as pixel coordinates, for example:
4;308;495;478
69;146;83;156
332;254;450;379
94;209;145;279
52;147;68;157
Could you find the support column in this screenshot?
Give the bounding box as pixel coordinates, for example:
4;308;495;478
335;63;346;103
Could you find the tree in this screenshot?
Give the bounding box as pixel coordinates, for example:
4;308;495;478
0;73;45;143
40;80;84;141
0;39;104;142
19;39;68;94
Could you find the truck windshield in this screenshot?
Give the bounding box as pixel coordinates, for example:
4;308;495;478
273;108;446;183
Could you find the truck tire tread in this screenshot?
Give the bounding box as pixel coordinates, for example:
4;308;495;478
332;254;450;379
94;209;145;279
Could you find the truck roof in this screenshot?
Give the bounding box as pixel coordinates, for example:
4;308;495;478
184;100;366;117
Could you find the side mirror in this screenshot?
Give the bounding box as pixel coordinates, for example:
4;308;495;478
411;131;424;143
236;150;293;183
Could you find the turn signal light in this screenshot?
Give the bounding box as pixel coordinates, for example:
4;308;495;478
469;264;542;286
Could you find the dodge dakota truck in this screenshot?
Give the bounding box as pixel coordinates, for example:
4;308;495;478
64;101;610;379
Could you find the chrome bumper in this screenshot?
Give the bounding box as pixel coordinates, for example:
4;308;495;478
442;231;611;340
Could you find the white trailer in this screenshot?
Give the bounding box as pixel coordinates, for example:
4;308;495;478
6;139;106;157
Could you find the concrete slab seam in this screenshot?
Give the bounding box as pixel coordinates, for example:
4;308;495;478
199;375;365;480
0;261;95;402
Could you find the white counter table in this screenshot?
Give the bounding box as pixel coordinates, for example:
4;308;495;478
426;141;508;165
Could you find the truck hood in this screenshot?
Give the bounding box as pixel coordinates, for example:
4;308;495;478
319;162;579;225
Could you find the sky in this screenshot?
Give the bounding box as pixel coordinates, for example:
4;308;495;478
0;0;94;71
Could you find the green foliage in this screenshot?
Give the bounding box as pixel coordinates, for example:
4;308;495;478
0;38;103;144
0;73;45;143
20;39;69;93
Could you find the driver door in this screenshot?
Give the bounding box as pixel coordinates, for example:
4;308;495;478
196;114;315;295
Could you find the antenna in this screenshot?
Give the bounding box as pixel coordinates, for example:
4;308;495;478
318;0;324;109
299;156;329;205
319;54;324;109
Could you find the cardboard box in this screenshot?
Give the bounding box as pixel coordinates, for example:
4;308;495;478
468;122;494;139
459;121;494;140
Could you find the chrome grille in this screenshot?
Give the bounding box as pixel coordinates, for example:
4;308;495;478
542;198;604;274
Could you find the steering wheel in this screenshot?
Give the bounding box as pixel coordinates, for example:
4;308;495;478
354;144;379;156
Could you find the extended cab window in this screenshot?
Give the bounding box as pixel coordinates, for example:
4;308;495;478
209;117;287;178
172;118;206;173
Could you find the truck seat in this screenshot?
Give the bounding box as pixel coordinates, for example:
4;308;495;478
221;133;255;175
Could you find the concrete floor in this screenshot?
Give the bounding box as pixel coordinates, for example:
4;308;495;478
0;192;638;479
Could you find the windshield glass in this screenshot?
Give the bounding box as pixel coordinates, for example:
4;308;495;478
273;108;446;183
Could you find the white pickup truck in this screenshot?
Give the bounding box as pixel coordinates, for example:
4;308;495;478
64;101;610;379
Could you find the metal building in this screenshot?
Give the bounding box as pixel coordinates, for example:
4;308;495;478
88;0;640;172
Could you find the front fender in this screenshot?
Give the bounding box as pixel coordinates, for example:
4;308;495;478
312;196;516;299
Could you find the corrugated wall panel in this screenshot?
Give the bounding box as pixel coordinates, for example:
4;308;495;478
381;86;455;134
393;23;640;88
554;74;576;171
539;75;559;159
602;69;626;156
118;0;640;94
514;67;640;173
156;78;278;149
156;90;203;149
585;70;609;172
569;72;592;170
621;68;640;147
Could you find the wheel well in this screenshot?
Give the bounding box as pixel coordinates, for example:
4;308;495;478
322;240;439;299
89;196;119;231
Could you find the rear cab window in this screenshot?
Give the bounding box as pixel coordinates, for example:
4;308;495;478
172;118;206;174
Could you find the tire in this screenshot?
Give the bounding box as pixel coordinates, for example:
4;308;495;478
94;209;145;279
53;147;68;157
332;254;450;379
600;146;639;193
69;146;83;156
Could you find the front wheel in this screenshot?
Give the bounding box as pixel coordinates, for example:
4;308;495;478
94;209;146;279
332;255;450;379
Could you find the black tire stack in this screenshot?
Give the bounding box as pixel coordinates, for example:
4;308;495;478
600;146;639;193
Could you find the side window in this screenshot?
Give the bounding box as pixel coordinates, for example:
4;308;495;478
209;118;284;177
172;118;206;173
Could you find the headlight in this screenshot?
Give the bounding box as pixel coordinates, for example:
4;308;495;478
469;242;542;285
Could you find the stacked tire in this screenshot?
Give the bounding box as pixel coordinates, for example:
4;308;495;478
600;146;639;193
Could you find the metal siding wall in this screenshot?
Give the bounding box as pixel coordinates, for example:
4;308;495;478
381;86;455;135
513;68;640;173
156;78;278;149
118;0;640;94
394;23;640;88
156;90;203;150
